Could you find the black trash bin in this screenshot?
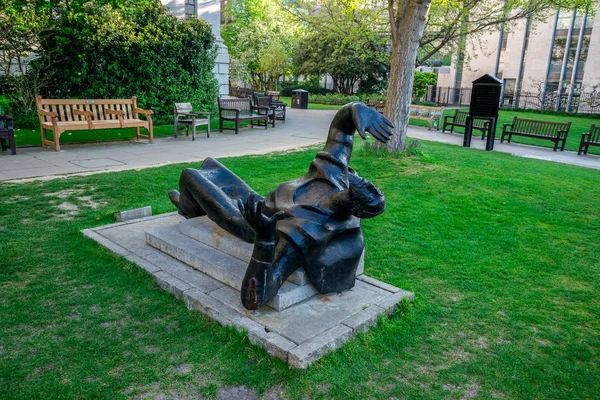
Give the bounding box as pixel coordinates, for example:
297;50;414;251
291;89;309;109
464;74;503;150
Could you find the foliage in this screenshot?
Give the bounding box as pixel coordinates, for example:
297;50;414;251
0;0;52;126
1;143;600;398
279;77;330;96
35;1;218;124
412;71;437;99
0;0;218;126
222;0;298;91
290;0;389;94
307;93;386;105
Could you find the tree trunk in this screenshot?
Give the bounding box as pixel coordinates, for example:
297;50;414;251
376;0;431;152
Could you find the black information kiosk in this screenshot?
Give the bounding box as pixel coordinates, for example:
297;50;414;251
464;74;503;151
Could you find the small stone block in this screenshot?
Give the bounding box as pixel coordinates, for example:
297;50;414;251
152;271;192;300
287;324;354;369
375;290;414;316
341;305;385;334
114;206;152;222
356;275;402;293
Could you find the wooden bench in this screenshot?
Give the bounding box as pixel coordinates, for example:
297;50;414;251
174;103;210;140
578;124;600;155
36;96;153;152
443;110;490;138
410;105;444;130
217;97;269;134
500;117;571;151
366;99;386;114
0;112;15;155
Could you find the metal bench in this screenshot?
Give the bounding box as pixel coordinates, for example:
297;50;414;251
36;96;153;152
500;117;571;151
174;103;210;140
217;97;269;134
578;124;600;155
443;110;490;138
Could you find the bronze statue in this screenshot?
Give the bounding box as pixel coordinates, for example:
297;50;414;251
169;102;394;310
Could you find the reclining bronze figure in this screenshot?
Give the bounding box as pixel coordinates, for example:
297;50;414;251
169;102;394;310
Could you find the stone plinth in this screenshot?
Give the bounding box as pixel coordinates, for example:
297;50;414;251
82;212;413;368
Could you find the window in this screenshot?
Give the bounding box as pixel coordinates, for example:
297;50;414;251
185;0;196;19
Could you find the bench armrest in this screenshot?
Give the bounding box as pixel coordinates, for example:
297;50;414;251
134;107;153;115
557;129;569;138
443;115;454;123
502;123;513;131
73;109;93;129
38;108;58;119
105;109;125;127
105;109;125;116
73;109;92;118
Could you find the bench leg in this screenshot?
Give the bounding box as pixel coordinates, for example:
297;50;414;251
54;131;61;152
207;123;210;138
235;119;239;135
135;127;141;141
148;124;154;144
8;133;16;155
40;128;46;148
553;139;559;151
508;134;512;143
192;124;196;141
219;118;223;132
560;138;566;151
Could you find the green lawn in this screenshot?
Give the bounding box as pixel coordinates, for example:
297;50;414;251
14;101;598;156
440;108;600;155
1;140;599;399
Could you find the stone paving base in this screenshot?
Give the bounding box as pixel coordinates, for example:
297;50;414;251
82;212;414;368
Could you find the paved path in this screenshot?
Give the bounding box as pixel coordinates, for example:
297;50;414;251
1;108;598;182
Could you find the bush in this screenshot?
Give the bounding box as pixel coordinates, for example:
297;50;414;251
307;93;386;105
37;1;219;125
280;77;331;96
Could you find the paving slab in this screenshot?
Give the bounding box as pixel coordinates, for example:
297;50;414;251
84;212;413;368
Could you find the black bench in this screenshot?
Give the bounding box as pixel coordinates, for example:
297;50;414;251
501;117;571;151
252;93;286;125
217;97;269;134
442;110;490;138
578;124;600;155
0;112;15;155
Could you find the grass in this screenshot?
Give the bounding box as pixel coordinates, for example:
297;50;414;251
14;99;598;156
439;108;600;155
1;139;599;399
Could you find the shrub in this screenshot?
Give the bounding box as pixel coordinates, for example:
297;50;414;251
280;77;331;96
37;1;219;125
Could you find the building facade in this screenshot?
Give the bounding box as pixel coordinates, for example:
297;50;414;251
162;0;230;95
442;5;600;112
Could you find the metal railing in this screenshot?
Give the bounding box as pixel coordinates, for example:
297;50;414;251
426;86;600;114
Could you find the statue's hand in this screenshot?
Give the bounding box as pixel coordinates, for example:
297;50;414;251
351;103;394;144
237;194;284;242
